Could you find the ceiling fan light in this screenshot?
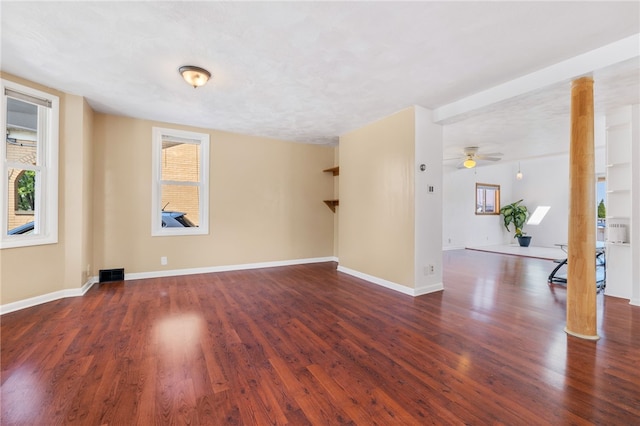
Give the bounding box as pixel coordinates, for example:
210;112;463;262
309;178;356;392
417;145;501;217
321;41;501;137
463;158;476;168
179;65;211;88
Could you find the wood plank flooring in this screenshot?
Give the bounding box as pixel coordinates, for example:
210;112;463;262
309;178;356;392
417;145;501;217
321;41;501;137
1;249;639;425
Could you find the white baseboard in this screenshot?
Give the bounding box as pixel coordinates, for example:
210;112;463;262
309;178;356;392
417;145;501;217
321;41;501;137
414;281;445;296
125;256;338;281
1;276;98;315
1;257;339;314
443;245;465;251
337;265;443;297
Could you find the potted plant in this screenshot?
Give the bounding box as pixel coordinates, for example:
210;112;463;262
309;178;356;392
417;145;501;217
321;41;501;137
500;199;531;247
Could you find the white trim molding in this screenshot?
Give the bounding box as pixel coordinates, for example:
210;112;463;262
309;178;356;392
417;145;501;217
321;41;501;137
433;34;640;123
125;256;338;281
0;257;339;314
1;79;60;249
414;281;445;297
151;126;210;237
1;277;98;315
337;265;443;297
443;245;466;251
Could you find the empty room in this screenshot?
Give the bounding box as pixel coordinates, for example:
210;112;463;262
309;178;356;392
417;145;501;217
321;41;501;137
1;1;639;425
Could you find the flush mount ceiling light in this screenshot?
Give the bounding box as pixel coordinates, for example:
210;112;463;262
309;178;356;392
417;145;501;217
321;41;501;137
179;65;211;88
463;156;476;168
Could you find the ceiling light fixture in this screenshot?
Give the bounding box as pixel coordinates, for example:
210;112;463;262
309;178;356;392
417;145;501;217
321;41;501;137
179;65;211;88
516;162;523;180
463;157;476;168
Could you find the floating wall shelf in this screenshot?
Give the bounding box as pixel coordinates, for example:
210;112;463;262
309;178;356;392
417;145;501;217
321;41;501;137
323;166;339;176
323;166;339;212
323;199;339;212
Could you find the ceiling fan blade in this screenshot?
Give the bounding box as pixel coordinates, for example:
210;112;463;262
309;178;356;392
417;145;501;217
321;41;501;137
475;155;502;161
463;147;479;155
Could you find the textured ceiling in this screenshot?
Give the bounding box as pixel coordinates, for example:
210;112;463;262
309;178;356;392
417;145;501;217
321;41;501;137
443;57;640;163
1;1;639;161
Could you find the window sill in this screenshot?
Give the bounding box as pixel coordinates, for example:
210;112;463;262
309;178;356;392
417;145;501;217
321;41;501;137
1;235;58;249
151;227;209;237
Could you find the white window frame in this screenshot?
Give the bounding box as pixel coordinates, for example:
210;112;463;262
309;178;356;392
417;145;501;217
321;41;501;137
151;127;209;236
1;80;59;249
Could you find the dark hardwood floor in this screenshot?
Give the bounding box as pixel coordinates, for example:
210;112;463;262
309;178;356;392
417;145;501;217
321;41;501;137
1;250;639;425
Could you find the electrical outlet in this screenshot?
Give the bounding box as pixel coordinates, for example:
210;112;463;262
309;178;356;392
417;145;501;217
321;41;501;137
161;256;168;266
428;264;435;275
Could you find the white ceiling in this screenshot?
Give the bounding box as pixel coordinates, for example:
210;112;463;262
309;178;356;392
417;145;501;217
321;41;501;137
443;56;640;164
1;1;639;163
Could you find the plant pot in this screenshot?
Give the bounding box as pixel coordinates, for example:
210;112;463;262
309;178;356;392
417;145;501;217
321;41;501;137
517;236;532;247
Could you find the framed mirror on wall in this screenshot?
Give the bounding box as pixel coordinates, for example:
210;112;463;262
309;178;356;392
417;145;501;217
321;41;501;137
476;183;500;215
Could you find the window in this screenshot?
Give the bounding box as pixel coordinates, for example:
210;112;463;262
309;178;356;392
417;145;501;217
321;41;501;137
596;176;606;241
151;127;209;236
1;80;59;249
15;170;36;214
476;183;500;215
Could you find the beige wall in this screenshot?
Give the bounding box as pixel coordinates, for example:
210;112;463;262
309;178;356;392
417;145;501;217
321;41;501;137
62;95;94;289
338;107;416;288
92;114;335;274
82;99;95;283
2;73;334;307
332;149;340;257
1;73;94;304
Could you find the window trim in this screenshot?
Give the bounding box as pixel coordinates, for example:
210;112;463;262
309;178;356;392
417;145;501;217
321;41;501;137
1;80;59;249
151;127;209;237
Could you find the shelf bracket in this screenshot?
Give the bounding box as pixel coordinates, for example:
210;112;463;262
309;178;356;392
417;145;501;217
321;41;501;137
323;200;339;212
323;166;339;176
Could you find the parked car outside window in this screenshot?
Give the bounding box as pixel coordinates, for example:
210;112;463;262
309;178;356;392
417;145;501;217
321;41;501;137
8;221;35;235
161;211;196;228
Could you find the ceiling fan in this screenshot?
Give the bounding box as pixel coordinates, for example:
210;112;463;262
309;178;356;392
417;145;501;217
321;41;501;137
446;146;503;169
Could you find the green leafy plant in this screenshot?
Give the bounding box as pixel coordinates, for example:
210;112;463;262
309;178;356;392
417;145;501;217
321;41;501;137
597;199;606;219
16;170;36;211
500;199;529;238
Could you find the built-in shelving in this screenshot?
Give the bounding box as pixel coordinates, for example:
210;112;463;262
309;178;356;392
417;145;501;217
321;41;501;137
605;106;635;300
606;162;631;168
608;242;631;247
